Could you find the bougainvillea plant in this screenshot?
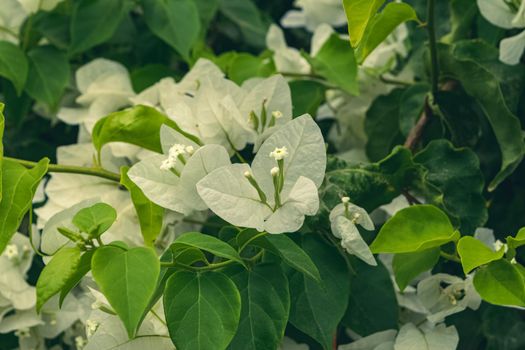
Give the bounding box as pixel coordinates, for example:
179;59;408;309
1;0;525;349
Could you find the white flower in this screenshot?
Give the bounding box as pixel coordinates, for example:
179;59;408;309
280;0;347;32
477;0;525;64
269;146;289;160
270;167;280;176
14;327;31;338
244;170;252;178
85;319;99;337
168;144;187;159
159;158;176;171
5;244;18;260
341;196;350;203
185;145;195;155
75;336;87;349
272;110;283;119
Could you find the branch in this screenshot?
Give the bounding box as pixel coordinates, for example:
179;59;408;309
5;157;121;182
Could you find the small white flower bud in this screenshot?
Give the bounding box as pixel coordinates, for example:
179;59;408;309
270;167;279;176
244;171;252;178
91;300;102;310
160;158;176;171
272;110;283;119
86;319;99;337
341;197;350;204
185;146;195;155
75;336;87;349
168;144;187;158
269;146;288;160
5;244;18;260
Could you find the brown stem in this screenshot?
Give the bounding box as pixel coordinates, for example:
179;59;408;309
404;96;432;151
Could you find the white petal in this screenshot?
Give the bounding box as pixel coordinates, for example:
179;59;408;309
499;30;525;65
197;163;272;230
332;216;376;266
477;0;515;29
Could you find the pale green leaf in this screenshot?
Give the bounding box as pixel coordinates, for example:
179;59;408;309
170;232;244;266
473;259;525;307
342;0;385;47
458;236;505;274
92;245;160;338
72;203;116;238
370;205;458;254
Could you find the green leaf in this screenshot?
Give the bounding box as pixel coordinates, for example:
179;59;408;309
288;235;350;349
218;0;268;49
25;46;70;108
227;52;275;84
365;88;405;161
92;105;200;159
370;205;459;254
355;3;419;63
414;140;487;234
507;228;525;250
36;247;82;312
92;246;160;338
343;259;398;336
120;167;164;246
72;203;117;238
59;250;94;307
473;260;525;307
252;234;320;282
437;42;525;190
171;232;244;266
289;80;326;117
399;83;429;136
306;34;358;95
0;41;28;95
163;270;241;350
141;0;201;61
226;263;290;350
322;147;421;212
342;0;385;47
0;158;49;254
392;248;440;291
69;0;128;55
457;237;505;274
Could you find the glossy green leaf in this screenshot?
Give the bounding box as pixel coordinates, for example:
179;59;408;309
252;234;320;282
457;237;505;274
507;228;525;250
0;41;28;95
227;52;275;84
92;245;160;338
25;46;70;108
0;158;49;254
72;203;117;238
171;232;244;266
226;263;290;350
70;0;128;55
414;140;487;234
473;260;525;307
370;205;459;254
92;105;200;160
36;247;82;312
342;0;385;47
59;250;94;307
288;235;350;349
120;167;164;246
343;259;398;336
355;3;419;63
163;270;241;350
307;33;358;95
392;248;440;291
141;0;201;61
289;80;326;117
437;42;525;190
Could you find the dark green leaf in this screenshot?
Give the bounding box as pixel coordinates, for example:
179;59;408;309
289;80;326;117
0;41;28;95
163;270;241;350
226;263;290;350
171;232;244;266
227;52;275;84
218;0;268;49
70;0;128;55
288;235;350;349
343;259;398;336
392;248;440;291
25;46;70;108
399;83;429;136
141;0;201;61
